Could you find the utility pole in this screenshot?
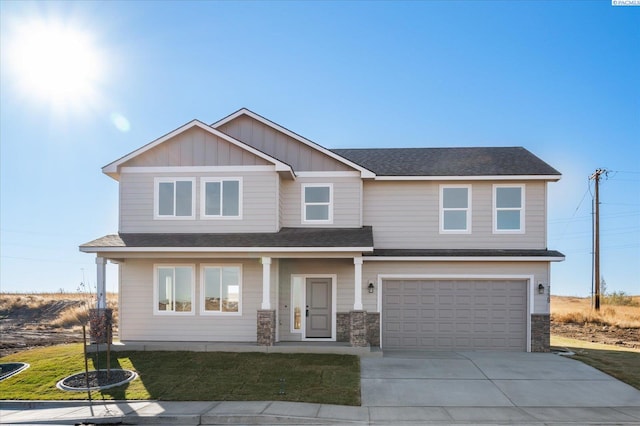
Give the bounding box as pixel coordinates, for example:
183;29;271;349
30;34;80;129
590;168;606;311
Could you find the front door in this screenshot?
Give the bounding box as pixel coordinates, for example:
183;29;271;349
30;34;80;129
305;277;332;338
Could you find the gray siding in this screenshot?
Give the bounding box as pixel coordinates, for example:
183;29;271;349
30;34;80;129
363;181;547;249
362;261;550;314
119;258;262;342
280;177;362;227
119;171;278;233
218;115;353;172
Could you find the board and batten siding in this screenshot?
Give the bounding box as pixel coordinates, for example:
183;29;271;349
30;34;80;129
280;177;362;227
121;126;272;168
118;258;263;342
218;115;354;172
119;171;278;233
363;180;547;249
362;261;550;314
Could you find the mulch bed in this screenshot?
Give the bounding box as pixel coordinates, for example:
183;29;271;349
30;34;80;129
62;369;133;389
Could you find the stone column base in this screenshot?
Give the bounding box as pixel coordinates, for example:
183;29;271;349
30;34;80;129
366;312;380;347
349;311;368;347
89;308;113;344
531;314;550;352
257;310;276;346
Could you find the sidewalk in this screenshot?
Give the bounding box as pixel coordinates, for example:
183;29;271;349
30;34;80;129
2;400;640;425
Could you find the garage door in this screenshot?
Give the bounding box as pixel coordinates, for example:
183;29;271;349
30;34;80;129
382;279;528;351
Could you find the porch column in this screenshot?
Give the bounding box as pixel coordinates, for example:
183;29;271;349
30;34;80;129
261;257;272;310
353;257;363;311
96;256;107;309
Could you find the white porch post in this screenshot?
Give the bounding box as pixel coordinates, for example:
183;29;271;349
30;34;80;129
353;257;363;310
96;256;107;309
261;257;272;310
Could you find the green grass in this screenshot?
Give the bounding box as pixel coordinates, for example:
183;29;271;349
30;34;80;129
551;336;640;390
0;344;361;405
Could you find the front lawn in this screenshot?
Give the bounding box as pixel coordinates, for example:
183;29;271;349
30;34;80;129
0;344;361;405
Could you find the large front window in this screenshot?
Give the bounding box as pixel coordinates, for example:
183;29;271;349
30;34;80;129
440;185;471;233
155;265;195;314
201;178;242;218
494;185;525;233
201;265;242;314
302;184;333;223
155;178;195;219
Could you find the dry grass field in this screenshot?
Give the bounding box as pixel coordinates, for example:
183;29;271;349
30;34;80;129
551;295;640;349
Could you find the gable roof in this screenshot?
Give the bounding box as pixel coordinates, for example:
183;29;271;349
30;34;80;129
212;108;376;178
102;119;294;180
332;147;561;180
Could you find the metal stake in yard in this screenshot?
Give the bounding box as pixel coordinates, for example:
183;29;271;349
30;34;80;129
279;378;286;395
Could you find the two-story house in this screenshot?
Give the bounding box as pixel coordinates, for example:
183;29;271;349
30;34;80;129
81;108;563;352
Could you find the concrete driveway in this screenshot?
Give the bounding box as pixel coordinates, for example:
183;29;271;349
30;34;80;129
361;350;640;424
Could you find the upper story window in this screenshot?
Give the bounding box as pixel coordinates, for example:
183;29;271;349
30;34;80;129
440;185;471;233
302;183;333;223
201;265;242;315
154;265;195;315
154;178;195;219
494;184;525;233
201;178;242;219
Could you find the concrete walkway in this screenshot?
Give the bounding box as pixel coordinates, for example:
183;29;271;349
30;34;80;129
2;351;640;425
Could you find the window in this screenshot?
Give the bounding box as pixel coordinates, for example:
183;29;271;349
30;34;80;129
154;178;195;219
440;185;471;233
494;185;525;233
155;265;195;314
201;178;242;219
290;276;304;332
201;265;242;314
302;184;333;223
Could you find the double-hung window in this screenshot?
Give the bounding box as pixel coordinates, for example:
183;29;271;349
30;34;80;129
302;184;333;223
201;178;242;219
494;184;525;233
201;265;242;314
154;265;195;314
155;178;195;219
440;185;471;233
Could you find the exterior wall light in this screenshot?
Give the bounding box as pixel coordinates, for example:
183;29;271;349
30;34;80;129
368;282;375;293
538;283;545;295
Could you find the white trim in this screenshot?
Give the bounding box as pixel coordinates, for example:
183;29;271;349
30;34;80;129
153;264;196;316
363;256;565;262
376;274;534;352
290;274;338;341
154;177;196;220
353;257;363;310
200;177;243;220
301;183;334;224
122;165;277;174
199;264;243;316
296;171;361;178
374;175;561;181
261;257;271;310
439;184;472;234
493;184;526;234
211;109;375;178
102;120;293;180
81;246;374;253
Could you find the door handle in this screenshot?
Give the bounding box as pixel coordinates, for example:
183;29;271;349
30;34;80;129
306;305;309;317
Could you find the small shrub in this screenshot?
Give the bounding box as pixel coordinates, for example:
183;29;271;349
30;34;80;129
604;291;638;306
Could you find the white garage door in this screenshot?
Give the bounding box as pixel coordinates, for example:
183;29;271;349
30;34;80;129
382;279;528;351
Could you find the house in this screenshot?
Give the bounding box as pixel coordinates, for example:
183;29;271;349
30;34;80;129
80;108;564;352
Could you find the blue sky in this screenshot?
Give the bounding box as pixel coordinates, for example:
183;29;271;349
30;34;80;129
1;1;638;296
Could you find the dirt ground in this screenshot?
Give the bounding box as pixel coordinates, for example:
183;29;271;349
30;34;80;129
551;321;640;349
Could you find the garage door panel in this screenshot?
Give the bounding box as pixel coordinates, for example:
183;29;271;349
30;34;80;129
383;279;527;351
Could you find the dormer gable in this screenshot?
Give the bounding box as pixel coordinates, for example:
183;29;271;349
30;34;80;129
102;120;293;180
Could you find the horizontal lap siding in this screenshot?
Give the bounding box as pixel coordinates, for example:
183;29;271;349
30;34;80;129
363;181;546;249
280;177;362;227
119;171;277;233
119;258;262;342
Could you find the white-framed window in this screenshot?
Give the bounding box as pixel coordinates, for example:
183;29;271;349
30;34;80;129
493;184;525;233
200;265;242;315
154;178;195;219
200;178;242;219
440;185;472;233
290;276;304;333
302;183;333;223
154;265;195;315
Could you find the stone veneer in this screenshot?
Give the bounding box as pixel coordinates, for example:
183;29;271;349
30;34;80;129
531;314;550;352
89;308;113;344
257;310;276;346
349;311;368;347
337;313;350;342
366;312;380;347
